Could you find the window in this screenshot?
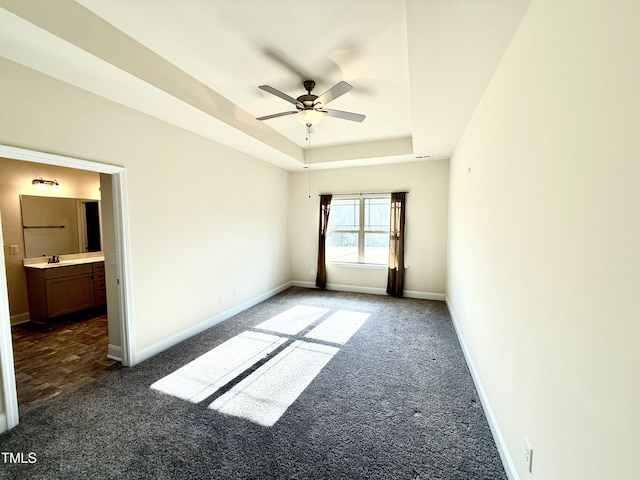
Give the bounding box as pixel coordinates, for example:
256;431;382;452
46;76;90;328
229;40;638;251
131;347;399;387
326;196;391;265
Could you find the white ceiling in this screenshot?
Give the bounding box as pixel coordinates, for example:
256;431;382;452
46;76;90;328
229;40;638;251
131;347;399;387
0;0;531;170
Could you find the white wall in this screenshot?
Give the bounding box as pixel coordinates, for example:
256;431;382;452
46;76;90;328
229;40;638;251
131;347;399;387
447;1;640;479
289;160;448;297
0;58;291;355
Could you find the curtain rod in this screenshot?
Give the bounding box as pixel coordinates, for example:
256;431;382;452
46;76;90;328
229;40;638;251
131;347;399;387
319;191;409;197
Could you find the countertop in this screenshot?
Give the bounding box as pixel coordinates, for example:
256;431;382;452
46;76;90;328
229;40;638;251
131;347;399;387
23;253;105;270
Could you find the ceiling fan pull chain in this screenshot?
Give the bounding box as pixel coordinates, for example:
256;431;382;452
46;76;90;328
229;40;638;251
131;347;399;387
307;123;312;198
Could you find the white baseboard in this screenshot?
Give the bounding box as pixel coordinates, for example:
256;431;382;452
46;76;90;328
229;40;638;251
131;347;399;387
10;312;30;325
292;280;387;295
135;281;292;365
291;280;318;289
327;283;387;295
444;295;518;480
404;290;445;301
291;280;445;301
107;344;122;362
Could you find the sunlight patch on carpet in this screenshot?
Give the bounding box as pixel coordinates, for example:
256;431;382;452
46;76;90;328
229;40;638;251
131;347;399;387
151;305;369;426
209;340;339;426
253;305;330;335
305;310;370;345
150;331;286;402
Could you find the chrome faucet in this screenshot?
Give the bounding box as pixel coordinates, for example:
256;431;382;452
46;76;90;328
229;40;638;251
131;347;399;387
48;255;60;264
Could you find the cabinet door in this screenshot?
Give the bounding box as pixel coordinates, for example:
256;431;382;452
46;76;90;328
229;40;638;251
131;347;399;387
46;274;95;317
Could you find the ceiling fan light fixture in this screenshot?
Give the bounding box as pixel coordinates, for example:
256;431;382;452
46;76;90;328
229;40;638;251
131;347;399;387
258;80;363;125
296;109;323;126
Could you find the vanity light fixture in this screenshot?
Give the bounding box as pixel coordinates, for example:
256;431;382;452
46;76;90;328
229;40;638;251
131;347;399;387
32;178;62;192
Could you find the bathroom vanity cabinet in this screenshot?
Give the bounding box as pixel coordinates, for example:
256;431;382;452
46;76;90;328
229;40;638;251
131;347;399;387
25;260;106;322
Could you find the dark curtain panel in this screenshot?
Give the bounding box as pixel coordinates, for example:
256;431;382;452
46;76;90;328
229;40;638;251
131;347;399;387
387;192;406;297
315;194;332;289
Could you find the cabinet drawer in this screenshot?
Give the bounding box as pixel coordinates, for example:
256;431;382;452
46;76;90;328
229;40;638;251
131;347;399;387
95;290;106;306
92;262;105;272
45;264;92;279
93;271;105;282
93;279;106;290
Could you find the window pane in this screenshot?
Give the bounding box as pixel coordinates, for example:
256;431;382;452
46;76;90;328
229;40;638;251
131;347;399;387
327;232;358;262
328;199;359;230
364;198;390;231
364;232;389;264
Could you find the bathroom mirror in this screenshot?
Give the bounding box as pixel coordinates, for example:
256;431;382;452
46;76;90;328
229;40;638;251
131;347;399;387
20;195;101;258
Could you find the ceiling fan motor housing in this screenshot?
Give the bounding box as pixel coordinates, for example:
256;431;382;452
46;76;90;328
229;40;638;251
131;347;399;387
297;80;319;110
297;94;319;110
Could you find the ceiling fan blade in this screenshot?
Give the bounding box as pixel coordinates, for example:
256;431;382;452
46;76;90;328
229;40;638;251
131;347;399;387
322;108;366;122
315;81;353;107
261;47;310;82
259;85;301;106
256;111;298;121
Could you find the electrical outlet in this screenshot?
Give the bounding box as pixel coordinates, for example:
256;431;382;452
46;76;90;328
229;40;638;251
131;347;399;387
233;289;239;298
219;294;225;304
9;245;19;255
310;269;315;277
523;438;533;473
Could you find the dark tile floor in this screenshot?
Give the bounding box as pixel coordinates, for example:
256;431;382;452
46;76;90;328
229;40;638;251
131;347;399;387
10;308;121;414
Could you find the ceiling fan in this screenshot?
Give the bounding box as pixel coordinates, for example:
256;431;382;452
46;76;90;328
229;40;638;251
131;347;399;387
256;80;366;126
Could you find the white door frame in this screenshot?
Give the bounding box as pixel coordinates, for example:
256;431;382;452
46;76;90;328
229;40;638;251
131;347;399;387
0;144;136;432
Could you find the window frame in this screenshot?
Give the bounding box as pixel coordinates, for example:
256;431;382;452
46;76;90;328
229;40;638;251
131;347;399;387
326;194;391;266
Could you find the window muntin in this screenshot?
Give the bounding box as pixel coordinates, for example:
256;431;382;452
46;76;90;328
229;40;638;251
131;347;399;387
326;196;390;264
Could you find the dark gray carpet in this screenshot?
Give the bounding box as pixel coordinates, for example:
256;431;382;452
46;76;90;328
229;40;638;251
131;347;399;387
0;287;506;479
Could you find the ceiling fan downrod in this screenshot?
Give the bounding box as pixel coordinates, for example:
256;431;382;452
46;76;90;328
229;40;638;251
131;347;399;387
298;80;319;110
302;80;316;94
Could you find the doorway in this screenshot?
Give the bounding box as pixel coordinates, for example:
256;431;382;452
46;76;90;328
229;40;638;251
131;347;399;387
80;200;102;253
0;144;134;432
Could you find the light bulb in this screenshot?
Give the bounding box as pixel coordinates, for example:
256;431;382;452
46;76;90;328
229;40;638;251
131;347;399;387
296;109;323;126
